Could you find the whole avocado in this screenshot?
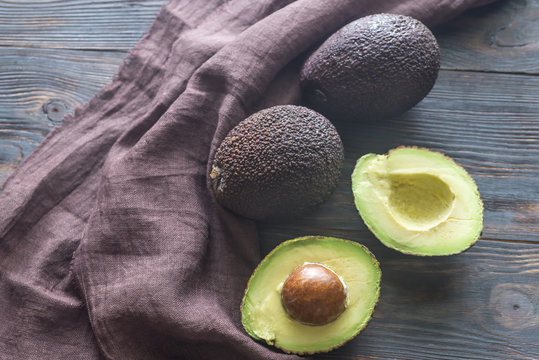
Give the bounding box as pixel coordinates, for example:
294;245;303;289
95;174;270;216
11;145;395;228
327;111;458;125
210;105;343;221
300;13;440;121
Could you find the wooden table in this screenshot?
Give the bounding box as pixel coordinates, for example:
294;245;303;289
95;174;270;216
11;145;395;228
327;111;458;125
1;0;538;358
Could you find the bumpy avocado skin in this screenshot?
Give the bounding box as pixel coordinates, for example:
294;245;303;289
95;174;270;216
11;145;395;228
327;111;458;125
211;105;344;220
301;13;440;121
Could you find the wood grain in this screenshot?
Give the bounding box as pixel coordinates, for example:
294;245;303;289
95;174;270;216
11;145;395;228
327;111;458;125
0;0;164;50
0;47;126;187
0;0;536;71
435;0;539;74
256;230;539;359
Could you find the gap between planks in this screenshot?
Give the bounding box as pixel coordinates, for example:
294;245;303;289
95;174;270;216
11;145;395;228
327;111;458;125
480;237;539;246
441;67;539;78
0;43;129;53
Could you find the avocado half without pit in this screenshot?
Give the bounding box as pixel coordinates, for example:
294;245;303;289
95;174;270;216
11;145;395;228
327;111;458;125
352;147;483;256
241;236;381;354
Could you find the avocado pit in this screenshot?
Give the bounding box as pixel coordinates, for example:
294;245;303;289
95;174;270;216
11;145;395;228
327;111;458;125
281;263;347;326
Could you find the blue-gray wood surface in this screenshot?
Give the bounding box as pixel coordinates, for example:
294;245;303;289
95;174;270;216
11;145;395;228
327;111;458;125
1;0;538;358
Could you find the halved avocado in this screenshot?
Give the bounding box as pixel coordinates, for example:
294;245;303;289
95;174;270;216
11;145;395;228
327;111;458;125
352;147;483;256
241;236;381;354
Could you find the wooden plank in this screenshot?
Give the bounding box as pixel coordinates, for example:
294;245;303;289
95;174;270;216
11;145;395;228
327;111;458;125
258;227;539;359
435;0;539;74
0;47;125;187
0;0;164;50
0;0;536;70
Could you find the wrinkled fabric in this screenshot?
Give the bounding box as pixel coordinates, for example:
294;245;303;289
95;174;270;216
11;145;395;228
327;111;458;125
0;0;495;359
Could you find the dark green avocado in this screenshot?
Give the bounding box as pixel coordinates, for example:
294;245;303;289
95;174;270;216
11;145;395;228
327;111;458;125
210;105;344;220
300;13;440;121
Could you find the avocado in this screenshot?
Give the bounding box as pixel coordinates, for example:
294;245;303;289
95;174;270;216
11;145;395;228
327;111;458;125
241;236;381;354
210;105;344;220
300;13;440;121
351;147;483;256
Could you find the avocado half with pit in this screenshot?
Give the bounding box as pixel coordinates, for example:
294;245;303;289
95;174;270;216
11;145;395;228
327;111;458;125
352;147;483;256
241;236;381;354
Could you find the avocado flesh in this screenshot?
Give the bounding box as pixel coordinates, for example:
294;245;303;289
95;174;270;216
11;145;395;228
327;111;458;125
352;147;483;256
241;236;380;354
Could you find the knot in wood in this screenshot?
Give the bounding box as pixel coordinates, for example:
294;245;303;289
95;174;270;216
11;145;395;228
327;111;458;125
43;100;68;123
489;283;538;330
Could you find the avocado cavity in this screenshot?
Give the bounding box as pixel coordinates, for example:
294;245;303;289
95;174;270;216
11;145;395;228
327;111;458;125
388;173;455;231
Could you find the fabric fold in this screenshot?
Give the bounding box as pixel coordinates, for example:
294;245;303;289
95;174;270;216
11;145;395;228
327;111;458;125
0;0;496;358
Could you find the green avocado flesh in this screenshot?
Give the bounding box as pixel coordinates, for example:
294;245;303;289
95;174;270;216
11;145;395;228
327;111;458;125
352;147;483;256
241;236;381;354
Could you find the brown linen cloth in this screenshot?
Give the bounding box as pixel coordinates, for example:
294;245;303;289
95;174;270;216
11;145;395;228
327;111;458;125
0;0;495;359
